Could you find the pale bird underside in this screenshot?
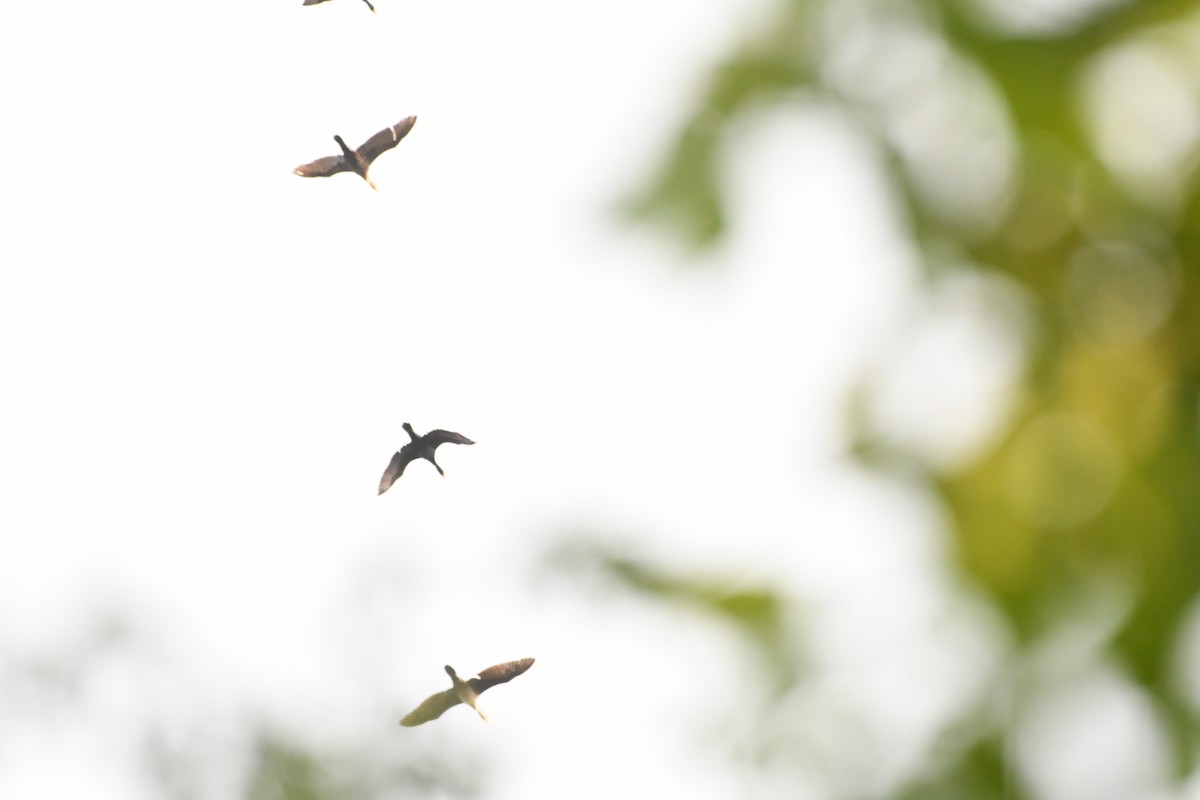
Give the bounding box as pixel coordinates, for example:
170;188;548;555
400;658;535;727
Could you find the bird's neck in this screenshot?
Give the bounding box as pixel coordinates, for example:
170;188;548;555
452;679;478;707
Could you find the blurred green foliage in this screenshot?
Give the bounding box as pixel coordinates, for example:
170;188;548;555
615;0;1200;796
245;732;478;800
0;613;482;800
620;0;819;247
548;538;801;690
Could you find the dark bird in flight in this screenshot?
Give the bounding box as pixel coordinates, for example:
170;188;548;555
302;0;376;13
378;422;474;494
294;116;416;191
400;658;535;726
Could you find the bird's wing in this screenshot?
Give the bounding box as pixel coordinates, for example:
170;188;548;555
302;0;330;5
425;430;475;449
357;116;417;164
378;448;415;494
399;688;462;727
294;155;350;178
469;658;534;693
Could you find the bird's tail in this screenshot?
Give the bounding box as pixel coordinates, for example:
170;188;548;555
474;705;489;723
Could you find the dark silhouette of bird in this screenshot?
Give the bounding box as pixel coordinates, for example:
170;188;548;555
378;422;474;494
302;0;376;13
400;658;535;726
294;116;416;191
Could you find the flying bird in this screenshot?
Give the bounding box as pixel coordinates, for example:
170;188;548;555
302;0;376;13
294;116;416;190
400;658;535;726
378;422;474;494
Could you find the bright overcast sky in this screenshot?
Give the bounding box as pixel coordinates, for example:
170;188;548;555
0;2;1003;798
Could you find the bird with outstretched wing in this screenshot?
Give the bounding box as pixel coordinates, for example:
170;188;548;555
378;422;474;494
294;116;416;190
401;658;535;727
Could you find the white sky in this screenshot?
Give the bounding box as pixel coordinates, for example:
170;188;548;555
0;1;1049;799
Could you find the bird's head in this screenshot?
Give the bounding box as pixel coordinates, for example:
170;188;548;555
402;422;415;435
443;665;458;680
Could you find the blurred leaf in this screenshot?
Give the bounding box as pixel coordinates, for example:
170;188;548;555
248;738;330;800
613;0;1200;794
897;733;1029;800
245;730;479;800
621;0;820;249
547;537;801;690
